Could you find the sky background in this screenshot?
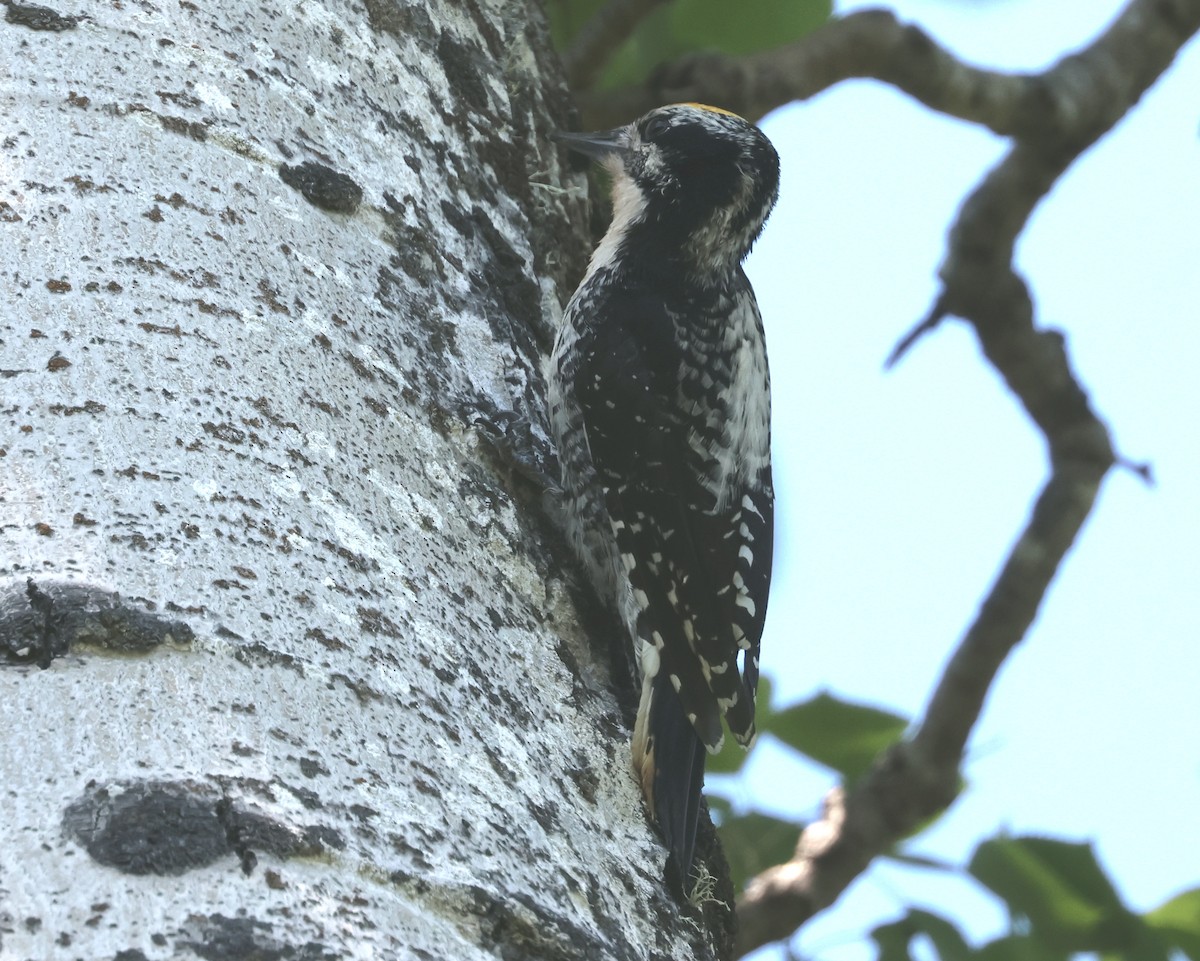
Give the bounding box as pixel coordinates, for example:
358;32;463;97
720;0;1200;957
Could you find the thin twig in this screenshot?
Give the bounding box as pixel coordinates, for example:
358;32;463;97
885;298;948;370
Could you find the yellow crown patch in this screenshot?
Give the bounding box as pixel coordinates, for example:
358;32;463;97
676;102;745;120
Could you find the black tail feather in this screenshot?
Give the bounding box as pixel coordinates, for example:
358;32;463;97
650;670;708;897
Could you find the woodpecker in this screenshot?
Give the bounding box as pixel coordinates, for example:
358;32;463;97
547;103;779;893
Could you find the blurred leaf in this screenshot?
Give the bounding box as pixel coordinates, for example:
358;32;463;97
1147;887;1200;961
548;0;831;92
544;0;607;51
872;909;970;961
706;793;732;822
968;836;1151;954
973;934;1067;961
872;916;915;961
600;0;831;90
707;675;773;774
716;809;800;892
766;691;908;782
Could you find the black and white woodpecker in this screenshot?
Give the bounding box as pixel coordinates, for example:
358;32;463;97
547;103;780;892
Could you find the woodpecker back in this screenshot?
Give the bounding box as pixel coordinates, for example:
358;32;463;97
548;103;779;894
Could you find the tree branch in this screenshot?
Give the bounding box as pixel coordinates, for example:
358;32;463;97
576;8;1036;129
732;0;1200;955
578;2;1200;132
562;0;669;93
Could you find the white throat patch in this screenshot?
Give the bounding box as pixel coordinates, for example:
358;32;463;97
583;159;647;282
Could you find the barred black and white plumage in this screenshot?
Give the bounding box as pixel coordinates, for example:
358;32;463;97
547;104;779;893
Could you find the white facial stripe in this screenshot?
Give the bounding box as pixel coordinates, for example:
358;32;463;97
582;153;647;282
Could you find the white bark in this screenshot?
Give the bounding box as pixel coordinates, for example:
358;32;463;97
0;1;717;957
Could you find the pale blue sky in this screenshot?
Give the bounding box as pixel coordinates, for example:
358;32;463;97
724;1;1200;957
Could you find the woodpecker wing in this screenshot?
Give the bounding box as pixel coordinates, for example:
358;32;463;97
569;285;773;880
575;287;772;736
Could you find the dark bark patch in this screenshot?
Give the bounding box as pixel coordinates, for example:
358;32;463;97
63;781;228;876
361;0;432;41
471;206;540;335
232;641;304;674
279;161;363;214
473;887;627;961
356;605;403;637
63;779;345;877
179;914;337;961
437;33;493;118
566;763;599;804
158;114;209;142
0;578;194;667
5;2;78;31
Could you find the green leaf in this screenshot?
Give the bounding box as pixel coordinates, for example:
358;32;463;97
706;675;773;774
973;934;1067;961
544;0;607;51
705;794;732;821
766;691;909;782
1147;887;1200;961
872;917;915;961
662;0;831;58
715;810;800;893
565;0;832;92
968;836;1147;954
872;909;971;961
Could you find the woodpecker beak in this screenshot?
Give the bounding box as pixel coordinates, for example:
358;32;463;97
551;128;629;162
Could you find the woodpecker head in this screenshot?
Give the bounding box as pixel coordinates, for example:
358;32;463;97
554;103;780;279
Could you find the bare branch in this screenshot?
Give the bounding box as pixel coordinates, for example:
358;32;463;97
562;0;669;93
578;1;1200;132
577;8;1040;129
732;0;1200;954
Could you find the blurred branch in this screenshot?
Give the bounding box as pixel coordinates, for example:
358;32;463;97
732;0;1200;955
562;0;669;92
576;8;1035;128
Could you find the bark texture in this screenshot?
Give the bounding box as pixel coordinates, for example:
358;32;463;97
0;1;719;957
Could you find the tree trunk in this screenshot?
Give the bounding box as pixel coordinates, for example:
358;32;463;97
0;1;725;957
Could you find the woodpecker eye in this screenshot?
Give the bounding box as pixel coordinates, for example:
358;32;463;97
642;116;670;141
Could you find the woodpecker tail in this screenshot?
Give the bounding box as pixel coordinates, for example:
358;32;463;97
632;668;708;897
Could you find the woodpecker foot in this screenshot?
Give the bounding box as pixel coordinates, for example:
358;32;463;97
467;398;559;493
